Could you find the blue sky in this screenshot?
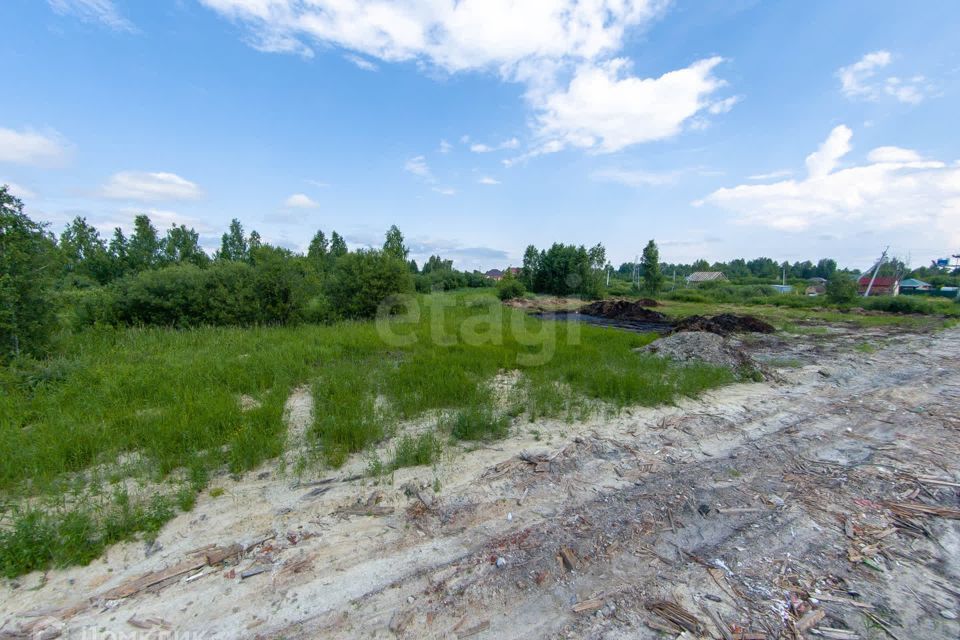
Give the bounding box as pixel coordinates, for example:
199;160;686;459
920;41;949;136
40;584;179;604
2;1;959;271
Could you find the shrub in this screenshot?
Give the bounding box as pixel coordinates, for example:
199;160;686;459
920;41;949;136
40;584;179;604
826;274;858;304
390;432;440;470
326;250;414;319
446;404;510;441
496;275;526;300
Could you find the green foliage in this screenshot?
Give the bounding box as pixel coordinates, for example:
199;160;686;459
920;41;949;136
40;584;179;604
92;258;313;328
390;432;440;470
826;274;858;303
641;239;664;293
496;274;526;300
127;214;162;272
523;242;605;298
325;250;414;319
445;403;510;441
383;224;409;261
329;231;348;258
863;295;958;315
217;218;249;262
0;186;58;361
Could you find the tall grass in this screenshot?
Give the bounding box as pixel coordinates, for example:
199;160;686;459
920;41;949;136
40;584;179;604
1;291;734;575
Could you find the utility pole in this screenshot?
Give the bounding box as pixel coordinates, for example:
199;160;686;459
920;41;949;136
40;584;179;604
863;246;889;298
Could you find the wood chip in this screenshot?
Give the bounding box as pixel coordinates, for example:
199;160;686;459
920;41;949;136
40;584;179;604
457;620;490;638
559;547;579;572
797;609;826;632
572;598;604;614
101;557;208;600
813;593;874;609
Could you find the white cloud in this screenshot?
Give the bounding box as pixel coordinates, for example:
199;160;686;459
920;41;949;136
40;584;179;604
201;2;734;156
533;57;729;153
0;127;71;167
432;186;456;196
591;168;682;187
470;137;520;153
438;139;453;154
708;95;740;114
100;171;203;202
404;155;433;180
699;126;960;245
47;0;136;32
805;125;852;178
866;146;922;164
344;53;378;71
747;170;792;181
305;178;330;188
199;0;663;72
478;176;500;185
284;193;319;208
837;51;931;104
2;181;36;199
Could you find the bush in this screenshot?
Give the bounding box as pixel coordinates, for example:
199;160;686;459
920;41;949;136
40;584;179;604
496;275;526;300
863;296;947;315
826;274;858;304
326;250;414;319
84;258;314;328
446;404;510;441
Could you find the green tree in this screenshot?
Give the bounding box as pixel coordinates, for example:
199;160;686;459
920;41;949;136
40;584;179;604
496;272;526;300
307;229;329;270
383;225;409;261
0;186;58;359
826;273;858;303
162;224;208;267
641;239;664;293
108;227;129;278
326;250;413;319
329;231;348;258
60;216;112;284
217;218;248;262
127;214;161;272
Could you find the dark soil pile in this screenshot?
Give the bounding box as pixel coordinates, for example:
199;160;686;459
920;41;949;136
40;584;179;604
672;313;776;336
636;298;659;307
579;300;668;322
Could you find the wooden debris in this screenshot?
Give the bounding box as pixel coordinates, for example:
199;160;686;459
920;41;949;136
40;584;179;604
204;543;242;566
572;598;604;614
813;593;874;609
717;507;764;514
810;629;860;639
559;547;579;572
797;609;826;632
101;556;207;600
884;501;960;519
645;600;703;635
456;620;490;638
389;610;414;634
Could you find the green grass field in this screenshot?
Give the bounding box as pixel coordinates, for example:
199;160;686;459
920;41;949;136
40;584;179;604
0;290;733;576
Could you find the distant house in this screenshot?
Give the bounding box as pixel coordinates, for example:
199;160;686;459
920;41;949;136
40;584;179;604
771;284;793;294
808;277;828;285
484;269;505;281
685;271;727;285
857;275;900;296
805;285;827;296
899;278;932;292
484;267;520;281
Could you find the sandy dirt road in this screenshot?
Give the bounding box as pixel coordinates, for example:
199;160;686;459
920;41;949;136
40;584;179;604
3;324;959;639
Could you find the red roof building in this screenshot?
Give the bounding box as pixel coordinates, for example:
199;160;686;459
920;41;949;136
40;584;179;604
857;275;900;296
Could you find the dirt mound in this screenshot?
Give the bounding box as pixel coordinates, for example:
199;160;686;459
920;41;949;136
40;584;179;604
672;313;775;336
580;299;667;322
636;298;659;307
640;331;752;370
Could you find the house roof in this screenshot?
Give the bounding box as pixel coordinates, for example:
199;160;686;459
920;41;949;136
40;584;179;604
484;269;503;277
686;271;726;282
900;278;931;287
857;275;899;287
